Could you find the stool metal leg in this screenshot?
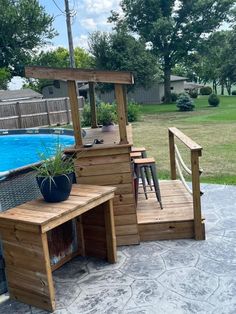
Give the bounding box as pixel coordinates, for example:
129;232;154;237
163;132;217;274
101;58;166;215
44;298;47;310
150;164;163;209
141;151;153;191
140;166;148;199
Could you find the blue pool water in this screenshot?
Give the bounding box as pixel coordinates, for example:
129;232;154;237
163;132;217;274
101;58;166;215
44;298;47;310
0;134;75;172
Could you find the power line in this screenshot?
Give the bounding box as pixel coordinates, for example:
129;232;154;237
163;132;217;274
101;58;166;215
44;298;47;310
52;0;65;15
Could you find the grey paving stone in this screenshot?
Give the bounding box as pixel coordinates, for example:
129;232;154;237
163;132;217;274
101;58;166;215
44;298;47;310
87;251;127;273
158;267;218;300
0;299;31;314
67;286;131;314
196;255;236;276
209;276;236;306
79;269;134;287
161;249;199;269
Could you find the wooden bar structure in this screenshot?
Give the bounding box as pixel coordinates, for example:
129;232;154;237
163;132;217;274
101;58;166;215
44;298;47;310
24;66;205;245
0;185;117;312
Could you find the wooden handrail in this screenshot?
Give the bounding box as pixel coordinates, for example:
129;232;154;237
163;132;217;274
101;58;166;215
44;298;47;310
168;127;204;240
169;127;202;151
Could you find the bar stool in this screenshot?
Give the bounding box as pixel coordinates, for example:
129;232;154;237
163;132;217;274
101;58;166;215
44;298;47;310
134;157;163;209
131;147;152;189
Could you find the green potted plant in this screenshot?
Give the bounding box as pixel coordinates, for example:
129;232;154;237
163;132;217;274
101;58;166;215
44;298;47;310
35;144;75;202
98;103;117;132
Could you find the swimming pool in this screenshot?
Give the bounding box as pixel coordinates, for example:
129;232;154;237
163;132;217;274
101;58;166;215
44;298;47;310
0;129;76;174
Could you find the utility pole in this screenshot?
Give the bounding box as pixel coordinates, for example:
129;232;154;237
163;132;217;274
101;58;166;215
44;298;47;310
64;0;76;68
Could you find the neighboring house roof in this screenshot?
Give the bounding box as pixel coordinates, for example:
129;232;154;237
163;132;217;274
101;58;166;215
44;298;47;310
0;89;43;102
170;75;188;81
184;82;205;90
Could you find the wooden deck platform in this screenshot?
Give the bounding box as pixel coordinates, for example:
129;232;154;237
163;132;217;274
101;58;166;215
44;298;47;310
137;180;202;241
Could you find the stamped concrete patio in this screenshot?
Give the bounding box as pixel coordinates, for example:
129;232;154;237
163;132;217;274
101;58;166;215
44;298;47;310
0;183;236;314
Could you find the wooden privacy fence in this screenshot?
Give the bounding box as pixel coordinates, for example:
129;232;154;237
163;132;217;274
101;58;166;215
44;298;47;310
0;97;84;129
168;127;205;240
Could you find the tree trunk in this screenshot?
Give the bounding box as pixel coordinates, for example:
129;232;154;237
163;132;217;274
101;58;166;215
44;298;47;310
164;65;171;103
213;80;217;94
221;83;224;95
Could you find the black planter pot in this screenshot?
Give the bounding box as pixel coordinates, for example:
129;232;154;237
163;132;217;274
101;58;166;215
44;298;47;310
36;173;74;203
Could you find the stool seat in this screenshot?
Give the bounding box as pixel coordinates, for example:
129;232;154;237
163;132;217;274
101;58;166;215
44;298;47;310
130;152;142;159
134;157;163;209
134;157;155;165
131;147;146;153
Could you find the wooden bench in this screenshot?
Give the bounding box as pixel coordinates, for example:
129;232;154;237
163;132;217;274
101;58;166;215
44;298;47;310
0;184;117;312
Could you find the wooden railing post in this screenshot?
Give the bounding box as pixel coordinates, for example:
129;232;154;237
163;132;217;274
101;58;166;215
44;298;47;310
168;129;176;180
191;149;205;240
122;85;129;125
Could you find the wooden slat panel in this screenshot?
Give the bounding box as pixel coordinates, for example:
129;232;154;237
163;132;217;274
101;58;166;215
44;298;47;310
113;204;136;216
115;224;138;236
138;221;195;241
76;173;132;185
117;234;140;246
114;194;135;206
78;154;130;166
75;162;131;176
114;214;138;226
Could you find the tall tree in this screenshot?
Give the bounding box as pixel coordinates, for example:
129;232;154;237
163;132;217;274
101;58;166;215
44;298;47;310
110;0;236;102
0;0;56;79
89;31;159;89
0;67;11;89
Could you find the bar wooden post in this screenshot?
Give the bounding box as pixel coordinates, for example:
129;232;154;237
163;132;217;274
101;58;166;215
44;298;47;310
122;85;129;125
168;129;176;180
115;84;128;144
67;80;83;146
89;82;98;128
65;97;71;124
191;150;205;240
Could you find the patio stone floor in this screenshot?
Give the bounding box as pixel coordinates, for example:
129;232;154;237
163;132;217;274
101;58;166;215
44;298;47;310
0;183;236;314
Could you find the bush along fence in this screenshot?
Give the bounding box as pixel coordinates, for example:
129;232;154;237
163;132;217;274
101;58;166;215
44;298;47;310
0;97;84;129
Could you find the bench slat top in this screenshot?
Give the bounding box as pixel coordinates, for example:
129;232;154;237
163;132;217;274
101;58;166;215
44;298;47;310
0;184;116;229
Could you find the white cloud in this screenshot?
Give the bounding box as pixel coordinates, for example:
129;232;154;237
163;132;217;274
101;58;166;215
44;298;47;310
8;76;25;90
82;0;120;14
81;18;97;31
73;35;89;50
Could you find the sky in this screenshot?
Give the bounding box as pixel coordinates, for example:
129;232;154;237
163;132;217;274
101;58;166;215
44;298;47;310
38;0;121;50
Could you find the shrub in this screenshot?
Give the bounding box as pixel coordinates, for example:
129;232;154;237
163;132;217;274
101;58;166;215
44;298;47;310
81;103;91;127
189;89;198;99
200;86;212;95
232;90;236;95
97;103;117;126
176;93;195;112
171;92;178;102
208;94;220;107
127;100;141;122
161;92;178;103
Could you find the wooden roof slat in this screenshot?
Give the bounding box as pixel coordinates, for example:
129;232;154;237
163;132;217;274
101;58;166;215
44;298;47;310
25;66;134;85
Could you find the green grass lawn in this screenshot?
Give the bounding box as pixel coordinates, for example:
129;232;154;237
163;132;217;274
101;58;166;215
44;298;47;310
133;96;236;185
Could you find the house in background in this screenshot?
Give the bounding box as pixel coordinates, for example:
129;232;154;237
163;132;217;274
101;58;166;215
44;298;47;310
0;89;43;102
42;81;88;100
41;75;188;105
97;75;187;104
